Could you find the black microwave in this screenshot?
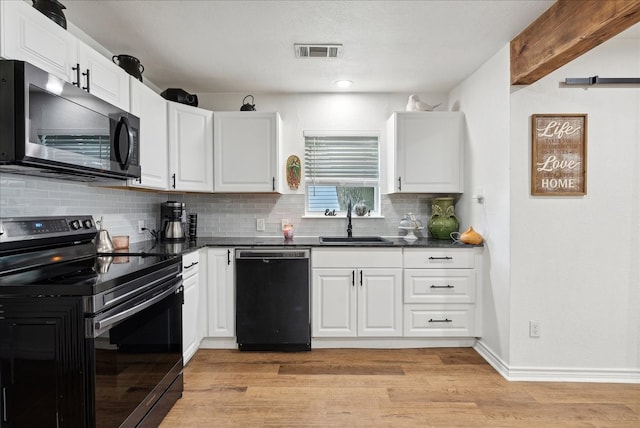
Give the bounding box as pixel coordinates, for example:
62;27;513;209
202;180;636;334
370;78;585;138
0;60;141;181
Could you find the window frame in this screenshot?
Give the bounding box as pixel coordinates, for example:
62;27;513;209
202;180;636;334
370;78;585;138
303;130;381;218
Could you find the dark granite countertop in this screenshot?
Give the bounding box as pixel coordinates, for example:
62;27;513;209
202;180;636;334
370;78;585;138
117;236;483;257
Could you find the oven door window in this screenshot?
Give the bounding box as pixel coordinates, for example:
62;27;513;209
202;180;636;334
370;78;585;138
89;289;182;427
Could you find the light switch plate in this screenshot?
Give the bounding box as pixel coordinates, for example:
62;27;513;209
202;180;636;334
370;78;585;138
256;218;265;231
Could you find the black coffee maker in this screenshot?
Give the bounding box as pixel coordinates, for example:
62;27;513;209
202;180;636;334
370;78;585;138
160;201;186;241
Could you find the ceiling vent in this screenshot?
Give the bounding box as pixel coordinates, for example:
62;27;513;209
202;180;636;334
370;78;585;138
294;44;342;58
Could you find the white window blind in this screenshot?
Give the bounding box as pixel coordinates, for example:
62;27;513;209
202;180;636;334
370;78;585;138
304;135;379;184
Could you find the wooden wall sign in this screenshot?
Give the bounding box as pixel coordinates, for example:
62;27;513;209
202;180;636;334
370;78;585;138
531;114;587;196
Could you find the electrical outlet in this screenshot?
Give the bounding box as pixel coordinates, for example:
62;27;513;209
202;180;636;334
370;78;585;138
138;220;145;234
256;218;265;231
281;219;289;230
529;320;541;338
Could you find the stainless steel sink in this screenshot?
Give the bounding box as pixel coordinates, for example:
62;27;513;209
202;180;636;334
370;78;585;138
319;236;393;245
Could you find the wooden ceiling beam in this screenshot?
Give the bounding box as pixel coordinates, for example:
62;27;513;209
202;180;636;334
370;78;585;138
510;0;640;85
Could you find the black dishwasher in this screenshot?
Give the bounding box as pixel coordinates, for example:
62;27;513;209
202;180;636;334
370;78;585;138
235;248;310;351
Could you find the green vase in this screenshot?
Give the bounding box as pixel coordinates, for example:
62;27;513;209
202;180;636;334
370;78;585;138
428;197;459;240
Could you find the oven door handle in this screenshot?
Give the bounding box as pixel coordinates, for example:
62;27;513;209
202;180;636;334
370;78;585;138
93;279;182;336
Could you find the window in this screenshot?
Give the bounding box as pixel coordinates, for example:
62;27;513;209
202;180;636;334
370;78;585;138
304;132;380;216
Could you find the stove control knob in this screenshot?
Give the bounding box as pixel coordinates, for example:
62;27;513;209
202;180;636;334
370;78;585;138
82;219;94;229
69;220;81;230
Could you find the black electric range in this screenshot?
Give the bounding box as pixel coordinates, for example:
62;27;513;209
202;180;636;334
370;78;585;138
0;215;184;427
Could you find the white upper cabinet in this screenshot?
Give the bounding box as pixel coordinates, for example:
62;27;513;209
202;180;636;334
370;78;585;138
1;0;76;81
213;112;281;193
75;39;130;111
168;102;214;192
1;0;129;110
386;112;464;194
129;77;168;190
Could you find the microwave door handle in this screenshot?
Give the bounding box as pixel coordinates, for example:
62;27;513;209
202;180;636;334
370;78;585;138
114;116;133;169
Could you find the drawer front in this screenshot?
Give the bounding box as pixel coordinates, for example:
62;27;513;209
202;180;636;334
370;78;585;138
403;304;474;337
403;249;474;269
312;248;402;268
182;250;200;278
404;269;475;303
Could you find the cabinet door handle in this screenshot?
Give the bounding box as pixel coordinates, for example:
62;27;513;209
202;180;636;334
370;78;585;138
2;386;7;422
360;270;363;286
172;173;176;189
72;63;81;87
82;68;90;92
398;176;402;191
428;256;453;260
272;177;276;191
428;318;452;323
227;249;231;265
430;285;454;289
352;270;355;286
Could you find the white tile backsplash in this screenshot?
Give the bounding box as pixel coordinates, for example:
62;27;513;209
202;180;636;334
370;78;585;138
1;174;166;243
1;173;455;240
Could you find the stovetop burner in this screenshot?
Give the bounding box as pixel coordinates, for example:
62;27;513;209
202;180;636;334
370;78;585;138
0;215;179;297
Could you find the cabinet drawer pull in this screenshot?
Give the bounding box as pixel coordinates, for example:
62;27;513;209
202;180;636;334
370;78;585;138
352;270;355;286
183;261;199;269
430;285;454;289
428;256;453;260
227;249;231;265
360;270;363;286
428;318;452;323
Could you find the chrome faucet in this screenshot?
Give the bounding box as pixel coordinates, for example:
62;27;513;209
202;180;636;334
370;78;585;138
347;200;353;238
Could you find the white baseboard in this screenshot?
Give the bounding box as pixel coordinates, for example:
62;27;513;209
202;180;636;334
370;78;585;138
312;337;477;348
198;337;477;350
199;337;238;349
474;340;640;384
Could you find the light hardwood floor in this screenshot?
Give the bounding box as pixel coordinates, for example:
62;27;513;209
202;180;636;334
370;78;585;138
160;348;640;427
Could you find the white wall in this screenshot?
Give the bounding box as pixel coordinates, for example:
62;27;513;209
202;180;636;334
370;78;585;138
450;32;639;382
509;36;639;376
448;46;512;364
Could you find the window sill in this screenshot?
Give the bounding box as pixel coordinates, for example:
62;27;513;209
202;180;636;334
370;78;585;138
302;215;385;219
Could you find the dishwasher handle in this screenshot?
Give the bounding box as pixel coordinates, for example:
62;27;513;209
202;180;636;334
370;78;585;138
235;248;310;259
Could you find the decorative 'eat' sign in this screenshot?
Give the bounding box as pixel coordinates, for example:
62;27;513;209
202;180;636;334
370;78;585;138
531;114;587;196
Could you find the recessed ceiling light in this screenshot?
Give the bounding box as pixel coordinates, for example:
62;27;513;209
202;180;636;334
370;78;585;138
334;80;353;88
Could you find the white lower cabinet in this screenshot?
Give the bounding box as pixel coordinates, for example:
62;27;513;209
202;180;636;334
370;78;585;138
404;304;475;337
402;248;481;338
206;248;235;337
312;249;403;337
182;250;201;364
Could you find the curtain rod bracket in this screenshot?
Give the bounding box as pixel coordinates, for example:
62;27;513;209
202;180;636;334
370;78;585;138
565;76;640;85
